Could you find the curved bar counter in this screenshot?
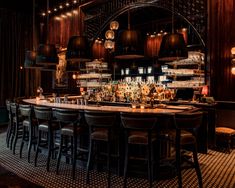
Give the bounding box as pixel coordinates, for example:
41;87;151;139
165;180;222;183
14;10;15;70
23;98;191;114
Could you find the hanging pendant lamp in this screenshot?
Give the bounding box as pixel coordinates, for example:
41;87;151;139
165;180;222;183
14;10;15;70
36;0;59;67
66;7;90;72
24;50;43;69
158;0;188;61
114;10;144;60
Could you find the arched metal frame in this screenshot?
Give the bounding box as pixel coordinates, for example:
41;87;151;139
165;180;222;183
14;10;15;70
93;2;205;48
89;1;207;85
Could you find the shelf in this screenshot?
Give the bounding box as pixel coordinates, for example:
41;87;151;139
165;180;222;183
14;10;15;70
77;73;112;79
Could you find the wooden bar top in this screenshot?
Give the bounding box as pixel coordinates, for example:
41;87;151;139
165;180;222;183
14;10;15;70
23;98;191;114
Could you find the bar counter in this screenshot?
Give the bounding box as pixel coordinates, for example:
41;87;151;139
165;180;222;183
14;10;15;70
23;98;192;114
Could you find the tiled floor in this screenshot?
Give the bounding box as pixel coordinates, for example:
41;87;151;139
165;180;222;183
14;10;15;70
0;129;235;188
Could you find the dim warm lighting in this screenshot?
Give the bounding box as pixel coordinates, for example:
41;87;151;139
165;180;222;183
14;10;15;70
20;66;23;70
73;0;77;4
231;66;235;75
65;2;70;6
54;8;57;11
231;47;235;55
59;5;63;9
61;14;67;18
48;10;51;14
73;10;78;14
72;73;77;79
66;12;72;17
104;40;115;50
110;21;119;30
105;30;115;40
42;12;46;16
55;16;61;21
201;85;208;96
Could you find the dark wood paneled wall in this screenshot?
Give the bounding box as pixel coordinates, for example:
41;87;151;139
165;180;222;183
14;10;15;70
208;0;235;101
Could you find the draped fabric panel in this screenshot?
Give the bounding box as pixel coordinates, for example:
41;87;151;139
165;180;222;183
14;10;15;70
208;0;235;100
47;8;85;48
0;9;33;105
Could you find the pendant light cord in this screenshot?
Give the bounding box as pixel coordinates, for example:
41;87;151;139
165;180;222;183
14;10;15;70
172;0;174;34
33;0;35;50
128;10;130;30
46;0;49;44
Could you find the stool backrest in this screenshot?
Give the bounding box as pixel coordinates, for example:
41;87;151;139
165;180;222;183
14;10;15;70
120;112;158;130
6;100;11;112
10;102;19;115
54;108;79;123
174;111;203;130
84;110;116;128
34;106;52;121
19;104;32;117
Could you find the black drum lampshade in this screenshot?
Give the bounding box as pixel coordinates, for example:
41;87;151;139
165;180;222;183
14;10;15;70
36;44;59;65
66;36;90;71
158;31;188;62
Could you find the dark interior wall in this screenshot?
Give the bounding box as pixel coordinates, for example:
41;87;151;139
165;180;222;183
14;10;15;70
0;8;33;105
208;0;235;101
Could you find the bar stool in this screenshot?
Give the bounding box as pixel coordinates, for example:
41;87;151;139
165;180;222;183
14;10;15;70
19;104;38;163
34;106;60;172
173;111;203;188
84;110;117;187
120;112;158;188
10;102;23;155
54;108;87;180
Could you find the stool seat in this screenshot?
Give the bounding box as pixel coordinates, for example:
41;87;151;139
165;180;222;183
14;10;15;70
128;131;157;145
163;130;196;145
91;128;108;141
38;122;60;131
61;125;83;136
215;127;235;153
216;127;235;135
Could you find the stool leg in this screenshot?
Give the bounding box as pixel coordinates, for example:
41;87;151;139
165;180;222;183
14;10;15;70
6;120;12;148
27;126;33;163
227;138;231;154
12;124;19;155
107;133;111;188
147;137;152;187
10;124;15;150
56;134;64;175
86;138;93;184
34;130;41;167
20;126;26;158
72;135;77;180
46;131;53;172
176;133;182;188
192;144;203;188
123;132;129;188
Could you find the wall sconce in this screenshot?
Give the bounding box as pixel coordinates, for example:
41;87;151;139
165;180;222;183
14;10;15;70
231;47;235;75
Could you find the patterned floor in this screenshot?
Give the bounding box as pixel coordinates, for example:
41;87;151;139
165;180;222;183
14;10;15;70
0;131;234;188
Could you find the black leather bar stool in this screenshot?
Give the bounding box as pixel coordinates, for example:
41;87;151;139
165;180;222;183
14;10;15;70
173;111;203;188
10;102;23;155
34;106;60;172
54;108;87;180
120;112;158;188
84;110;117;187
19;104;38;163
